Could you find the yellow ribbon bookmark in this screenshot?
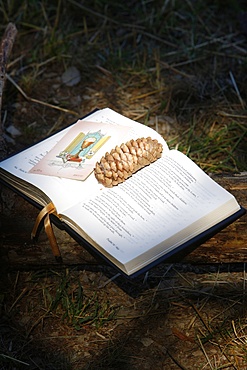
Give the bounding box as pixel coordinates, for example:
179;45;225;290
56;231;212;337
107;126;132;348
31;202;62;262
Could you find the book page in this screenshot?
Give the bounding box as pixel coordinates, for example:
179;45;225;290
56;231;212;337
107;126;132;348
0;108;168;213
62;149;240;271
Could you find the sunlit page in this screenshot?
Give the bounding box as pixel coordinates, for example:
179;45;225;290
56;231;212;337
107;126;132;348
64;149;239;267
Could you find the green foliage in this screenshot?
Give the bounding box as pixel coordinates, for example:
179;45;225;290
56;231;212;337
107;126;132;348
169;119;247;173
42;271;118;330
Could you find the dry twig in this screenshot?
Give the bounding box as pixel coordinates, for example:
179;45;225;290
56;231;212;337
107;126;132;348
229;71;246;110
6;73;78;116
0;23;17;160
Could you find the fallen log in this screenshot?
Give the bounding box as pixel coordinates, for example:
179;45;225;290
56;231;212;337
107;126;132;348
1;172;246;271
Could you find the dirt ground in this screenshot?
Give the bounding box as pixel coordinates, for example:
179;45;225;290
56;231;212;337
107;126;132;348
1;193;247;370
1;208;247;370
1;1;247;369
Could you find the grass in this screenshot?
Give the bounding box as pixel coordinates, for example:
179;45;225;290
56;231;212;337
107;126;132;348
0;269;119;369
19;269;119;332
1;0;247;167
0;0;247;369
45;270;118;330
1;267;247;369
170;118;247;172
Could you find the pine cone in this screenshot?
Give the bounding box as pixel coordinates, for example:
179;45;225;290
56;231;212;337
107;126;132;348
94;137;163;187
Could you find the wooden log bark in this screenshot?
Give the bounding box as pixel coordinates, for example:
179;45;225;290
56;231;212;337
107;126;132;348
1;172;246;271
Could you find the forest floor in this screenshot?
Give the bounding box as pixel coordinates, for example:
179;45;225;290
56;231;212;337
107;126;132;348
1;1;247;369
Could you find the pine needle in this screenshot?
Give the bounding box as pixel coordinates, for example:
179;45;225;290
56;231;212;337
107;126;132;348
197;335;214;370
229;70;245;109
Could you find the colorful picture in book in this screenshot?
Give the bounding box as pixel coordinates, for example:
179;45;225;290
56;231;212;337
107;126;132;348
57;130;109;166
28;120;131;181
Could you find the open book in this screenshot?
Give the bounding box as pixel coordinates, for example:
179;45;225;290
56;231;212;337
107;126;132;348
0;108;245;277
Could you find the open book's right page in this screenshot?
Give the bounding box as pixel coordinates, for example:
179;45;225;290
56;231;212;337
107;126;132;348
62;149;240;274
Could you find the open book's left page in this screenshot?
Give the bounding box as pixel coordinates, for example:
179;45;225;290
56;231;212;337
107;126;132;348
0;108;168;213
